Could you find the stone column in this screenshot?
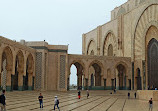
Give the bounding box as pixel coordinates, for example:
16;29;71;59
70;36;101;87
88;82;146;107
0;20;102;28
28;73;33;90
6;70;12;91
18;72;23;91
116;69;119;90
82;75;84;90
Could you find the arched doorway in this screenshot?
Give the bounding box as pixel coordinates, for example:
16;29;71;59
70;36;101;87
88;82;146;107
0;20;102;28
11;57;18;90
89;62;102;87
68;62;84;90
117;64;126;90
24;54;34;90
69;64;77;90
147;38;158;89
136;68;142;90
1;46;13;91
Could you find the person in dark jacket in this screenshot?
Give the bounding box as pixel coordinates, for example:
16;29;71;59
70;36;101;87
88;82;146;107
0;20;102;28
0;90;6;111
128;92;130;99
78;90;81;99
38;93;43;109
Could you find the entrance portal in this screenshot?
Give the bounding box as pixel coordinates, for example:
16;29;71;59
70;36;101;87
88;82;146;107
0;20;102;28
148;38;158;89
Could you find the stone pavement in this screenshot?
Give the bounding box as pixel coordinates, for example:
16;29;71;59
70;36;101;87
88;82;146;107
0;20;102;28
3;90;158;111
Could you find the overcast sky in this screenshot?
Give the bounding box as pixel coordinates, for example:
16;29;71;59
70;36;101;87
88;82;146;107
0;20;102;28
0;0;127;85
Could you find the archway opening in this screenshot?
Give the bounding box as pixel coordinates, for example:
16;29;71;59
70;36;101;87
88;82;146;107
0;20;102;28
69;64;77;90
23;59;29;90
89;63;101;87
147;38;158;89
136;68;142;90
11;57;18;90
117;64;126;90
68;62;84;90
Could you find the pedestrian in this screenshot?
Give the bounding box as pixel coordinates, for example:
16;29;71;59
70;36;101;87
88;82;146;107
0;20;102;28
134;92;136;99
114;89;116;93
0;90;6;111
78;90;81;99
38;93;43;109
128;92;130;99
54;96;60;111
87;90;89;99
149;98;153;111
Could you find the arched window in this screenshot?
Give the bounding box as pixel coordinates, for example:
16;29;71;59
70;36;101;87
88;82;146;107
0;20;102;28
108;44;113;56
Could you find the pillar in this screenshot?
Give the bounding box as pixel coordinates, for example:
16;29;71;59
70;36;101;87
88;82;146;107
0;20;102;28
6;70;12;91
28;73;33;90
116;69;119;90
18;72;23;91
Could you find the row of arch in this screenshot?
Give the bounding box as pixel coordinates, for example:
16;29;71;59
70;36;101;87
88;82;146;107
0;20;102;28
68;59;130;90
1;46;34;91
87;31;117;56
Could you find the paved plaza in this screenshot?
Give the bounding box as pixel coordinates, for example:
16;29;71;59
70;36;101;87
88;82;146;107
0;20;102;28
3;90;158;111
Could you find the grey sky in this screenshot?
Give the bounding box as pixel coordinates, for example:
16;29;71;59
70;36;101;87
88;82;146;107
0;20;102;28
0;0;127;85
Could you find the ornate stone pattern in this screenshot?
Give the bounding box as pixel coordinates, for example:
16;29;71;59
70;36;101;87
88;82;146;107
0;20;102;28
134;4;158;60
35;52;42;89
59;55;66;88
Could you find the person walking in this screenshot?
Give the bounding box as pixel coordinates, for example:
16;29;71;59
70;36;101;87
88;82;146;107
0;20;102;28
128;92;130;99
0;90;6;111
134;92;137;99
54;96;60;111
149;98;153;111
38;93;43;109
87;90;89;99
78;90;81;99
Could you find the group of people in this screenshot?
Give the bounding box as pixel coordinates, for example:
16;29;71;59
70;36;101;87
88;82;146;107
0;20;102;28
0;90;154;111
127;92;137;99
78;90;89;99
38;93;60;111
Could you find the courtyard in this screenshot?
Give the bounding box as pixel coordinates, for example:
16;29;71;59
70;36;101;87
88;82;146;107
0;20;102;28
4;90;158;111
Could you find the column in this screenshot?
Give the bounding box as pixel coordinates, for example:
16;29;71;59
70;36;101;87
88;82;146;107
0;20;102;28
18;72;23;91
6;70;12;91
116;69;119;90
82;75;84;90
28;73;33;90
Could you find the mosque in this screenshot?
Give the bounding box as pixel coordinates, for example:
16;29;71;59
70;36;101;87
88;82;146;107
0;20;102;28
0;0;158;93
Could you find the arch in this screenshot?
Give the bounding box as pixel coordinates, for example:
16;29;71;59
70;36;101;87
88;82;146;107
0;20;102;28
147;38;158;89
117;7;126;17
116;64;127;90
69;61;84;90
89;60;103;86
87;39;96;55
1;46;13;90
103;31;117;56
11;50;24;90
134;4;158;60
24;53;34;90
136;68;142;90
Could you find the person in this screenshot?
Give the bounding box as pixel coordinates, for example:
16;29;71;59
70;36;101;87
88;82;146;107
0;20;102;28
155;87;157;90
78;90;81;99
38;93;43;109
0;90;6;111
134;92;136;99
87;90;89;99
149;98;153;111
128;92;130;99
54;96;60;111
114;89;116;93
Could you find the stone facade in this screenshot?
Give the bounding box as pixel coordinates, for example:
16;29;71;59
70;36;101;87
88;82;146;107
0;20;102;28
1;0;158;91
83;0;158;90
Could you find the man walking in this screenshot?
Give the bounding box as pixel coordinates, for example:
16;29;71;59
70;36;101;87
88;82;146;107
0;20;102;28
38;93;43;109
0;90;6;111
149;98;153;111
54;96;60;111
